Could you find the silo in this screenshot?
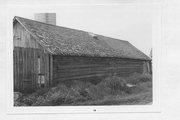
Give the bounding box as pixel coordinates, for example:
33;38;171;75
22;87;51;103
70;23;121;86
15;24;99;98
34;13;56;25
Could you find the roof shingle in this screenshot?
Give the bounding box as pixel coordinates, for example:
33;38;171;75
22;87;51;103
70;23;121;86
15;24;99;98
14;16;151;60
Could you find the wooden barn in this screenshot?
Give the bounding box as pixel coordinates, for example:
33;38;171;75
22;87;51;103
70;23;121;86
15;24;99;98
13;16;151;93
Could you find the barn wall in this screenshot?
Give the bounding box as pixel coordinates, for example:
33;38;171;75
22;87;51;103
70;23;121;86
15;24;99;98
13;21;53;93
13;47;52;93
52;56;145;85
13;21;41;49
143;61;151;74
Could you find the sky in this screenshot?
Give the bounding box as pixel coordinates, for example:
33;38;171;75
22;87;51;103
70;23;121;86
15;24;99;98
7;4;154;56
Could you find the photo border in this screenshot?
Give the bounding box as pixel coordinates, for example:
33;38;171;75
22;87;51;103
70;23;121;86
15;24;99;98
6;3;161;114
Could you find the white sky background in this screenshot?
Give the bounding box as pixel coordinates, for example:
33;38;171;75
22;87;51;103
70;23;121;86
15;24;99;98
9;4;153;56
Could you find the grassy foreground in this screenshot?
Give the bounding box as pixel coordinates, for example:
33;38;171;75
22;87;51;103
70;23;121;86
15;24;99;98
14;73;152;106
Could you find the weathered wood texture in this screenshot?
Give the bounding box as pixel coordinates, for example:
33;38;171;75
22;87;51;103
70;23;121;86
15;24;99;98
143;61;151;74
53;56;148;85
13;21;41;49
13;47;52;93
13;20;151;92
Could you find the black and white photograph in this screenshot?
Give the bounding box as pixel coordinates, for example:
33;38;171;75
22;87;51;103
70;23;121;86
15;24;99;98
12;5;153;107
2;0;180;120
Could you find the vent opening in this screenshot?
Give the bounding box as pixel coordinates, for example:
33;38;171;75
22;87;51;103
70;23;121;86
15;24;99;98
88;32;98;39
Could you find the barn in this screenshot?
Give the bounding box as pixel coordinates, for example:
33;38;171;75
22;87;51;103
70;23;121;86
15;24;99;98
13;16;151;93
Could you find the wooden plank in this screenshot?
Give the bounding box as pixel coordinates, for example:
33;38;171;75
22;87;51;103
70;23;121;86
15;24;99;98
50;54;53;86
45;54;48;87
31;49;34;90
29;48;32;89
29;48;32;90
33;49;36;89
44;53;46;87
22;48;25;91
13;50;15;91
53;69;141;79
35;49;39;89
13;50;17;91
54;68;142;77
23;48;26;91
53;65;143;73
36;49;39;89
20;48;23;91
16;48;19;91
53;73;106;82
18;48;20;91
46;54;49;87
30;49;35;89
15;50;17;91
25;47;28;90
32;48;35;90
32;49;34;89
52;55;144;83
42;51;45;86
25;48;28;91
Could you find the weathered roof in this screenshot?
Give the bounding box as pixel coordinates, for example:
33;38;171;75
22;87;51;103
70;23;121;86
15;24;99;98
14;16;151;60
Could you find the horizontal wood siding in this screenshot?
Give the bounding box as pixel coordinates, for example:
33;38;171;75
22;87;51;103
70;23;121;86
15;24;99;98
14;47;52;93
53;56;144;84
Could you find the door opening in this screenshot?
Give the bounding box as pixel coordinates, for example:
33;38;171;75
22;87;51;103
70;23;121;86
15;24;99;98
37;56;45;88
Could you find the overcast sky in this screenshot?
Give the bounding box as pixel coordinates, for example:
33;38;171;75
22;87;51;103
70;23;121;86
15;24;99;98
8;4;154;56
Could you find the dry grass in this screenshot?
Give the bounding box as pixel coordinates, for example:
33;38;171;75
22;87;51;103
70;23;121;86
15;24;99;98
14;73;152;106
73;82;152;105
125;73;152;85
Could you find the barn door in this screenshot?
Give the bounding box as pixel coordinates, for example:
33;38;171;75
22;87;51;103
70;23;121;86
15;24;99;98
14;47;52;93
14;47;36;93
36;51;51;89
37;54;45;88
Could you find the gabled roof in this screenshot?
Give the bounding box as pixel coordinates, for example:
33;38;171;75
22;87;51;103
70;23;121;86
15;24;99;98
13;16;151;61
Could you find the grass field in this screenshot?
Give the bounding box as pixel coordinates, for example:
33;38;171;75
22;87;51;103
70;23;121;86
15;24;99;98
14;73;152;106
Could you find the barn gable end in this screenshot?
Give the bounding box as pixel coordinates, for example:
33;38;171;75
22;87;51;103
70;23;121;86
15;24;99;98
13;19;53;93
13;20;41;49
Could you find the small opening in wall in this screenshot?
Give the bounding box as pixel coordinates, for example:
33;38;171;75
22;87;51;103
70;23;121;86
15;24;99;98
37;56;45;88
14;35;21;40
38;73;45;88
88;32;98;39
